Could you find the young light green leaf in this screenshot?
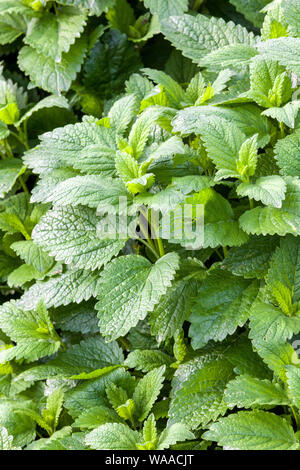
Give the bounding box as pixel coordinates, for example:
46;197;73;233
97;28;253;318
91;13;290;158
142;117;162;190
133;366;165;422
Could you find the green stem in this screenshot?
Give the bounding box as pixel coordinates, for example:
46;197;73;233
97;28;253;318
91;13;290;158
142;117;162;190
192;0;203;11
156;236;165;257
223;246;228;258
138;237;159;260
10;130;29;150
214;248;223;261
249;198;254;210
3;140;14;158
291;406;300;430
280;121;285;139
19;175;29;194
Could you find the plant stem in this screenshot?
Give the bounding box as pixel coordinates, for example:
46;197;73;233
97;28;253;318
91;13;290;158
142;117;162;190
280;121;285;139
192;0;203;11
138;237;159;260
223;246;228;258
19;175;29;194
214;248;223;261
291;406;300;430
249;198;254;210
156;236;165;257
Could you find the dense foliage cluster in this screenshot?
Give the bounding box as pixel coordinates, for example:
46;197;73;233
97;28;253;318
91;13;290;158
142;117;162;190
0;0;300;451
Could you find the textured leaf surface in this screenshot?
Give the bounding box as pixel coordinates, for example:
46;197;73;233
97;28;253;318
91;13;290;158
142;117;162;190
224;375;290;408
19;268;101;310
239;177;300;236
143;0;188;19
24;7;87;61
257;38;300;75
161;14;257;64
23;119;117;175
18;38;87;94
190;269;259;349
203;411;299;450
275;131;300;177
222;236;279;279
15;336;123;383
32;206;125;271
85;423;141;450
96;253;179;340
133;366;165;421
286;366;300;409
236;176;287;208
169;358;234;429
0;301;61;362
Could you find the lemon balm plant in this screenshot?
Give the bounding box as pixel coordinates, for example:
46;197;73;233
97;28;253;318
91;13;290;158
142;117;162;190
0;0;300;451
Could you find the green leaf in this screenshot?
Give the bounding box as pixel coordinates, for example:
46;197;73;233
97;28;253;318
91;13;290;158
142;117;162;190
229;0;270;27
143;0;188;19
257;38;300;75
108;94;138;134
239;177;300;236
0;427;21;450
24;6;87;61
201;44;257;71
128;106;174;159
65;369;135;418
18;37;88;94
262;101;300;129
19;268;102;310
0;159;25;198
161;14;257;64
169;358;234;429
237;176;287;208
11;240;54;274
96;253;179;341
157;424;194;450
187;116;246;174
190;269;259;349
140;414;157;448
265;235;300;313
51;301;98;335
85;423;141;450
133;366;165;422
125;350;173;372
24;120;117;176
16;95;70;126
224;375;290;409
286;365;300;410
73;406;122;430
0;11;28;45
15;336;123;383
282;0;300;37
7;263;41;288
275;131;300;177
56;0;116;16
83;30;141;99
142;68;185;108
222;236;279;279
179;189;248;249
203;411;299;450
255;342;300;382
173;104;270;148
0;400;36;447
0;300;61;362
247;56;291;108
32;206;125;271
150;276;201;343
